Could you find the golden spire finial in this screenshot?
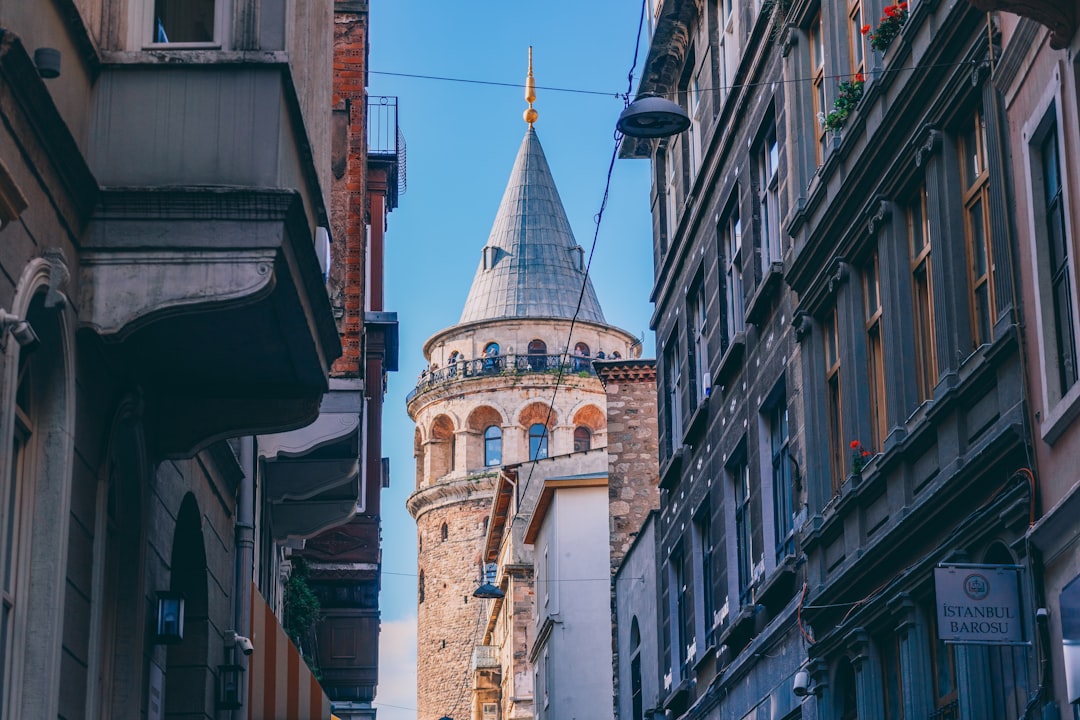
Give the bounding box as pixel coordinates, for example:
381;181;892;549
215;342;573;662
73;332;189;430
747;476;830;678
524;46;538;125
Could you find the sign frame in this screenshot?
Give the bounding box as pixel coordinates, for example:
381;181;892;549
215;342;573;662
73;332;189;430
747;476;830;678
934;562;1028;646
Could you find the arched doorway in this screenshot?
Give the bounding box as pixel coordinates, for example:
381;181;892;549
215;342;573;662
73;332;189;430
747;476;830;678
164;493;210;719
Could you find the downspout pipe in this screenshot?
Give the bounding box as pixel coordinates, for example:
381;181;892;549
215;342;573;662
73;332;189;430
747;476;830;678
235;435;256;710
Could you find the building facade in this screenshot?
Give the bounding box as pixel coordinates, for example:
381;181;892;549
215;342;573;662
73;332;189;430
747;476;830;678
623;0;1051;718
405;87;642;719
0;0;396;717
988;0;1080;715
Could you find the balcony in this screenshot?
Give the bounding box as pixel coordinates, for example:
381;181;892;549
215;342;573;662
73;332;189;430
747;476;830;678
368;96;406;211
473;645;500;670
407;353;597;403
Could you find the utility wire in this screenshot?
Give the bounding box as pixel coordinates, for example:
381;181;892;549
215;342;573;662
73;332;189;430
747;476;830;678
371;59;979;103
510;0;648;522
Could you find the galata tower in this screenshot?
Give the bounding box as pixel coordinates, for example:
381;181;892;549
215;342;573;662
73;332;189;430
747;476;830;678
406;56;640;720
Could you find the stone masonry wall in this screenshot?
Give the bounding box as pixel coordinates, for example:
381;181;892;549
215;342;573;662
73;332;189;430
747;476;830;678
414;486;495;719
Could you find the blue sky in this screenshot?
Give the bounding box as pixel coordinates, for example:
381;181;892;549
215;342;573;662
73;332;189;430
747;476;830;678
368;3;657;717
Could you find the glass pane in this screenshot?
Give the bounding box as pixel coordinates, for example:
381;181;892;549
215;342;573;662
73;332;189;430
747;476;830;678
909;195;927;256
969;198;987;275
154;0;215;42
961;122;980;186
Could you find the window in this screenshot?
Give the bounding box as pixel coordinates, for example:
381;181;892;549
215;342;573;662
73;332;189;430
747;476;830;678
484;425;502;466
669;542;694;675
693;506;714;648
732;455;757;605
1036;114;1078;396
664;336;684;454
573;342;591;372
768;398;794;561
689;278;710;404
630;618;644;720
1;352;31;709
418;570;425;604
682;48;703;176
529;424;549;461
864;252;886;450
718;0;737;107
573;427;591;453
440;522;448;541
810;11;827;166
848;0;865;76
928;607;958;717
666;143;682;242
835;657;859;720
908;184;937;403
824;307;844;493
153;0;216;43
721;200;745;350
758;122;781;273
483;342;502;372
959;107;996;347
528;339;547;371
880;631;904;719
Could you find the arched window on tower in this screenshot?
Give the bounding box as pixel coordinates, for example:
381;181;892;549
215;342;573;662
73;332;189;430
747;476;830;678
574;426;592;453
484;425;502;466
529;423;549;460
440;522;448;542
418;570;425;604
528;339;547;371
574;342;591;372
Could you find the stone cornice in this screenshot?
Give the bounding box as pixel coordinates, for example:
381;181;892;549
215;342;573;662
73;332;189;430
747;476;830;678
407;473;499;520
967;0;1077;49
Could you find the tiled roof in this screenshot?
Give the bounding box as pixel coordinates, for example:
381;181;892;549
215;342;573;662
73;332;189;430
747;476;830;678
459;126;606;324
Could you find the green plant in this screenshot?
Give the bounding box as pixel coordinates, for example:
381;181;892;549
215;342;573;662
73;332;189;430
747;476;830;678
822;74;865;132
862;2;909;53
284;558;322;678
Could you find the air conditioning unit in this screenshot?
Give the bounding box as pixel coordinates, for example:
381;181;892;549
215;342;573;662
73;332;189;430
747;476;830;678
482;702;499;720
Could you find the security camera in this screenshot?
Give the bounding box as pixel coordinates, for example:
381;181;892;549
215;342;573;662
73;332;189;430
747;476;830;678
235;634;254;656
228;632;255;656
793;669;810;697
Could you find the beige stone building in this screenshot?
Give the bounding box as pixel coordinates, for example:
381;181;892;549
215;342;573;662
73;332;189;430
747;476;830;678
405;104;646;719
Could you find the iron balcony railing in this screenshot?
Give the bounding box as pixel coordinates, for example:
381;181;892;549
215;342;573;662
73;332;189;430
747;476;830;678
407;353;597;403
368;95;406;199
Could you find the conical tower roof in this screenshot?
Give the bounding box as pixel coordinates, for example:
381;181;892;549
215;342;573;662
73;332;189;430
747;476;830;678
459;126;606;324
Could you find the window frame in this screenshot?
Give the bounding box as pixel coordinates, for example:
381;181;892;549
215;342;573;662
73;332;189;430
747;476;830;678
825;307;844;494
847;0;865;77
692;504;714;649
721;198;745;347
732;454;756;606
864;250;887;451
663;334;684;454
757;121;782;273
483;425;502;467
689;276;710;405
908;183;937;404
139;0;226;49
768;397;794;562
528;423;549;461
959;106;996;348
809;11;828;166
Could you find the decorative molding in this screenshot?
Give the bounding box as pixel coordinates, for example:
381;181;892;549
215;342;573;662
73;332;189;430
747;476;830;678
782;24;800;57
406;474;499;519
970;59;992;88
827;258;850;296
967;0;1077;49
915;126;941;168
42;248;70;309
866;196;892;236
793;310;813;341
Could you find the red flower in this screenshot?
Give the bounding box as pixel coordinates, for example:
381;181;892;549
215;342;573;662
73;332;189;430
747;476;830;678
884;5;895;16
898;2;908;8
862;450;870;457
850;440;860;449
861;23;871;34
855;73;865;83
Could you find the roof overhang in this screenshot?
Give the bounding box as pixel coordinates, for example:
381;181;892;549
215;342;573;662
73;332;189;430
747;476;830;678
258;379;363;541
523;472;608;545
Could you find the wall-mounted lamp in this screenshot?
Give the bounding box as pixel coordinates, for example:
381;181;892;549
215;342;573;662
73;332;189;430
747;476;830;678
0;310;40;353
616;95;691;139
793;668;816;697
473;562;505;600
217;663;245;709
33;48;61;79
155;591;185;644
